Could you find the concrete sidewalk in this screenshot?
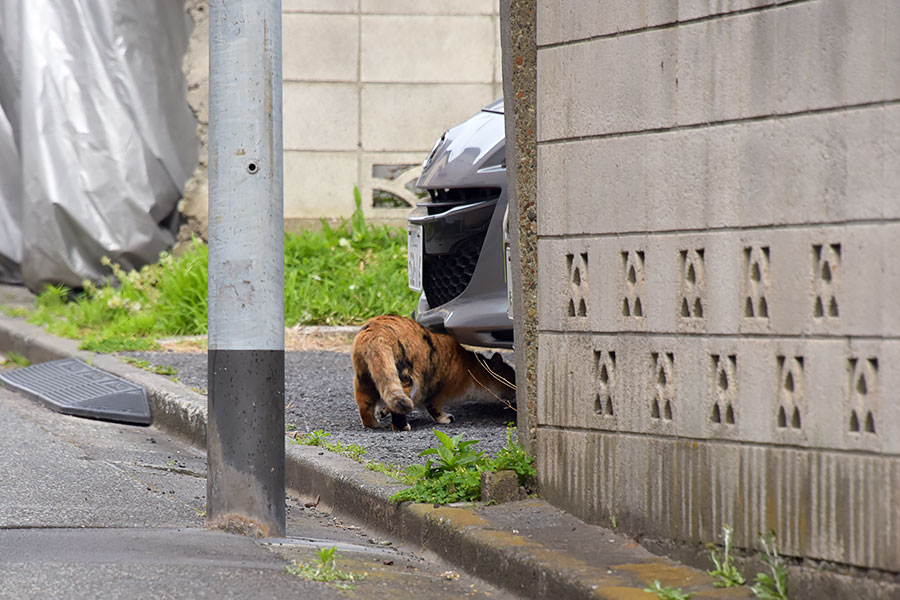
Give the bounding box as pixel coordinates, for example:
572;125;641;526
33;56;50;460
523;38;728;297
0;296;751;600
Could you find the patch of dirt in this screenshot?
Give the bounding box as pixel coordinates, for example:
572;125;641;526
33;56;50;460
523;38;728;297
156;326;358;354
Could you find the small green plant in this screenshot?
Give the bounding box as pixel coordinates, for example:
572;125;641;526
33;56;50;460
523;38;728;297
419;429;486;475
299;429;332;447
643;580;692;600
610;515;618;529
324;439;367;460
750;533;789;600
285;545;364;590
708;524;746;588
365;461;408;482
390;427;536;505
120;356;178;377
490;424;536;484
2;351;30;367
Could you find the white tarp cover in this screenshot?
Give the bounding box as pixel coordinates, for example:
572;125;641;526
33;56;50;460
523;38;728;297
0;0;198;290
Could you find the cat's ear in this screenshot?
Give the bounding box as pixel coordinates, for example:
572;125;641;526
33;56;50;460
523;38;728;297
488;352;505;370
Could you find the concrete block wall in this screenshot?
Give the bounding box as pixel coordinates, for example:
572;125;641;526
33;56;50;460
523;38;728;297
180;0;502;238
283;0;502;229
534;0;900;573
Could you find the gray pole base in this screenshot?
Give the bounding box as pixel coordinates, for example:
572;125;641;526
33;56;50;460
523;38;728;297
207;349;285;537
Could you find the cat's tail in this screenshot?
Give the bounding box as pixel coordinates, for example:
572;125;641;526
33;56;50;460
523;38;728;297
360;341;414;415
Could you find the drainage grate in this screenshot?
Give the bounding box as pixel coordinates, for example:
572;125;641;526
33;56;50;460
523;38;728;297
0;358;151;425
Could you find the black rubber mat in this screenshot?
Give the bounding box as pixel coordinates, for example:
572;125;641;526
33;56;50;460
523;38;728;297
0;358;151;425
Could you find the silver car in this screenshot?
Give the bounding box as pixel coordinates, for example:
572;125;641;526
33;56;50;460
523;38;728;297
407;100;512;349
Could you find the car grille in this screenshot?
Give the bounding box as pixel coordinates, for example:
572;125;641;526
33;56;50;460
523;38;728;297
423;187;501;215
422;233;486;307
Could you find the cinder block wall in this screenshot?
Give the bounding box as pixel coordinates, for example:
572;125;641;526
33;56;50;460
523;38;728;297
181;0;502;238
534;0;900;573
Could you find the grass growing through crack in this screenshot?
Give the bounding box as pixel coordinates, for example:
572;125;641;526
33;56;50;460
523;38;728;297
708;525;745;588
390;425;536;504
294;425;536;504
285;546;365;590
0;351;30;368
295;429;368;461
119;356;179;378
643;580;691;600
750;533;789;600
11;190;418;352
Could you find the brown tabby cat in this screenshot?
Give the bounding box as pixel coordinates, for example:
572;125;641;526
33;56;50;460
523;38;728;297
351;315;516;431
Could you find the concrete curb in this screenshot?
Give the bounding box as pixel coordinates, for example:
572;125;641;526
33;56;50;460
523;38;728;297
0;314;750;600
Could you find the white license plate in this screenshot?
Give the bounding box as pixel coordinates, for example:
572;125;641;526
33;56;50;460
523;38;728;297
505;243;514;318
407;224;423;292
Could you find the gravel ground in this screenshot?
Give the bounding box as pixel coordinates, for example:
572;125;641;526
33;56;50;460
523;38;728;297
122;350;518;467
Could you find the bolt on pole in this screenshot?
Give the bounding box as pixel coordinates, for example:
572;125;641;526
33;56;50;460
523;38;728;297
207;0;285;537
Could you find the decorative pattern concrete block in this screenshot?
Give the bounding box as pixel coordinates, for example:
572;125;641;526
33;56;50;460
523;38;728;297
357;152;426;220
811;242;842;322
283;83;358;151
676;248;707;331
284;151;358;219
775;354;806;438
360;83;495;151
708;353;738;429
740;244;772;330
537;238;596;333
360;16;495;83
283;14;358;82
565;250;590;321
647;349;677;430
533;0;900;576
619;249;647;330
592;348;617;425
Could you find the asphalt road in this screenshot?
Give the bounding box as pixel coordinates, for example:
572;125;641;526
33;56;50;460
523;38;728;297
123;350;519;468
0;384;517;599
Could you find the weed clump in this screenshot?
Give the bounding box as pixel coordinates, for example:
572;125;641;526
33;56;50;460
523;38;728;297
390;426;536;505
285;546;364;591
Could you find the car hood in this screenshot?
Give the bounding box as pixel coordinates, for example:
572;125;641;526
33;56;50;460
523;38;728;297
417;100;506;190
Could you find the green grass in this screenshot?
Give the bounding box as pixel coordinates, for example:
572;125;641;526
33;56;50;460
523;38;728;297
390;425;536;505
13;190;419;352
285;546;365;590
119;356;179;378
643;580;692;600
1;352;30;367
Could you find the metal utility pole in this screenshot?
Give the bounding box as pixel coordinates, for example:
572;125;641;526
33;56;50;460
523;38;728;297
207;0;285;537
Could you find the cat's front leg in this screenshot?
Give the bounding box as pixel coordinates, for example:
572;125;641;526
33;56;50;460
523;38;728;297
390;411;411;431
